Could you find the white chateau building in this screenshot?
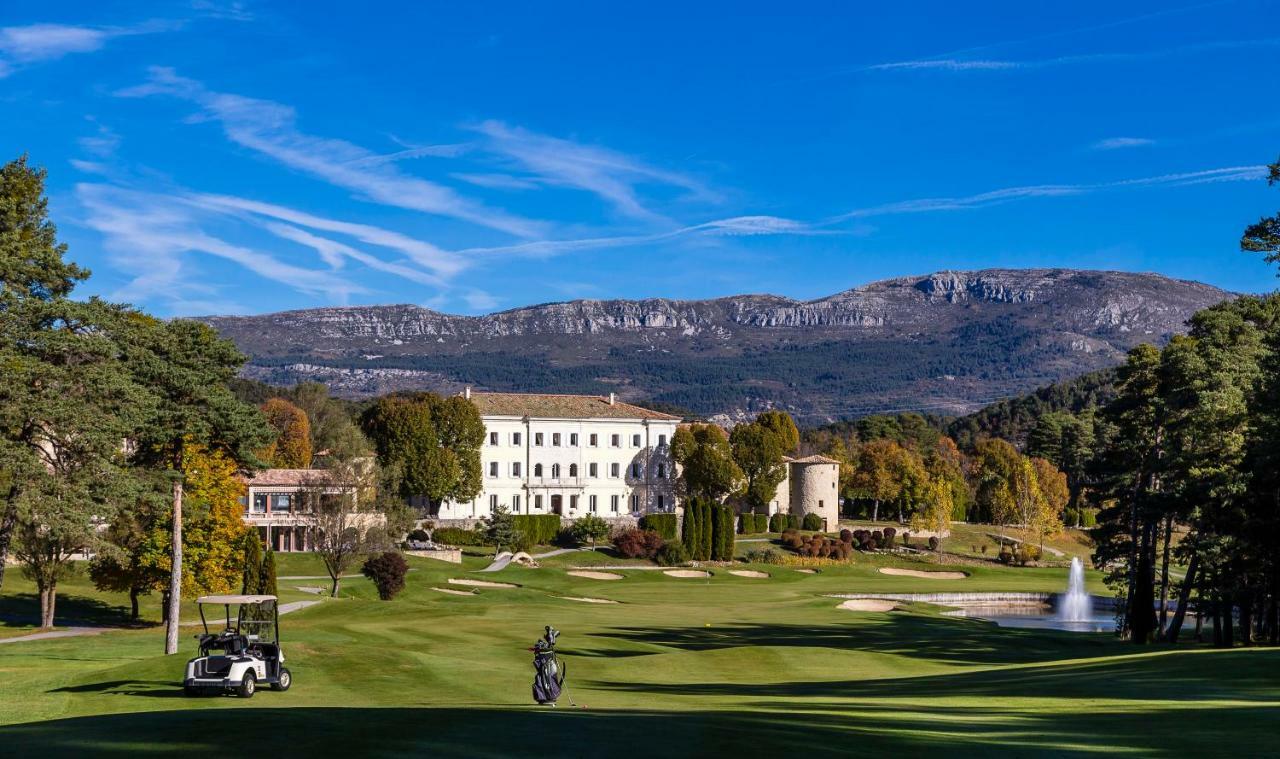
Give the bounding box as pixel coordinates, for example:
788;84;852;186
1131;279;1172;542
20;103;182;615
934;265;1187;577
436;390;682;520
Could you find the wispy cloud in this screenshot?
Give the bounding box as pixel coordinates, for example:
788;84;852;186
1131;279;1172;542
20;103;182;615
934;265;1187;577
117;68;545;238
866;37;1280;74
0;20;180;76
451;172;542;191
831;165;1268;221
1091;137;1156;151
261;222;445;287
470;120;715;221
77;183;369;311
462;290;500;311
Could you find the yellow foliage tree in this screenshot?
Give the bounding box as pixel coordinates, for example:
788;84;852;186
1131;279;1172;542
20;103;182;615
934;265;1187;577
911;475;954;563
260;398;313;468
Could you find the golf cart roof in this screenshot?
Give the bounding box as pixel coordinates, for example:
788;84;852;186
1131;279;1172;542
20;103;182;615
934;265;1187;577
196;594;278;605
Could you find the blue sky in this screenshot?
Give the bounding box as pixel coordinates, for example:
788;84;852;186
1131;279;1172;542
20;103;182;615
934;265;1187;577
3;1;1279;317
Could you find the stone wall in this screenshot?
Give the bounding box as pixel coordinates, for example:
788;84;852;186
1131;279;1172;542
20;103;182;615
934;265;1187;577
789;462;840;530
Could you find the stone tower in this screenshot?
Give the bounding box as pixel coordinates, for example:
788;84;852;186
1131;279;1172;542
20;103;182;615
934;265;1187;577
788;455;841;531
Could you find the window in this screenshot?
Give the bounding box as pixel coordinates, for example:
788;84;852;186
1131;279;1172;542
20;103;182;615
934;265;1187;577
551;463;561;478
534;433;544;446
589;495;598;512
657;495;666;511
535;494;543;510
569;433;578;446
610;463;620;478
610;495;619;513
632;434;641;447
512;462;522;477
251;493;268;513
489;431;498;446
489;461;499;477
512;494;521;512
631;494;640;512
631;462;641;478
489;494;498;512
657;463;666;479
513;432;522;446
569;495;579;511
659;434;667;447
271;494;291;513
569;463;578;478
552;433;561;446
610;434;620;447
589;433;598;447
534;463;543;477
589;463;599;478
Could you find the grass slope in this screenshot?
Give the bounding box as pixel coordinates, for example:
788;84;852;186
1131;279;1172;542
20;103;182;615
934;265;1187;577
1;552;1276;757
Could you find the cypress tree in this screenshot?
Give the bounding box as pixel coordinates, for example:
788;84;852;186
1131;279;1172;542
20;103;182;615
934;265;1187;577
242;535;263;594
261;548;278;596
700;500;713;560
681;499;698;556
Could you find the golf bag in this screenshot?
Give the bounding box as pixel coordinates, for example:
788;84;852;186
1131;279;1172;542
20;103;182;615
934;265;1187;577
531;626;565;705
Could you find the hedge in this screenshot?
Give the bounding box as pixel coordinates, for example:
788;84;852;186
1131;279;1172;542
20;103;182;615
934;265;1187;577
513;514;561;546
786;513;801;531
433;527;486;546
639;513;679;540
769;513;788;533
802;512;823;531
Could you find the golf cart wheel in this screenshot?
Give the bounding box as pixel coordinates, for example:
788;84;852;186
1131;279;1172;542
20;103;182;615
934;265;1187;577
273;668;292;692
183;685;200;697
237;672;256;699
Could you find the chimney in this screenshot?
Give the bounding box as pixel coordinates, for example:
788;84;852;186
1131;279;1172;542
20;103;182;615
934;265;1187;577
464;386;472;400
608;392;616;406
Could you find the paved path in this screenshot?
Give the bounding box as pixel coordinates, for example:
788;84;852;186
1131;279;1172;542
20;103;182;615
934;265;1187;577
532;547;585;559
0;600;323;645
986;534;1066;557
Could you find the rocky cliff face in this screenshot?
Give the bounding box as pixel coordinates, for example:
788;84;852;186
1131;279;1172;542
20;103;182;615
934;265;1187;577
198;268;1231;422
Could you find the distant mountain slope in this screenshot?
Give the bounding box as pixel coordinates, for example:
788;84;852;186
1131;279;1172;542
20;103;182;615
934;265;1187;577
946;367;1119;449
197;268;1229;423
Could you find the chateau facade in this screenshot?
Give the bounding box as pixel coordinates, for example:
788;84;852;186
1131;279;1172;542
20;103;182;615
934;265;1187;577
435;390;681;520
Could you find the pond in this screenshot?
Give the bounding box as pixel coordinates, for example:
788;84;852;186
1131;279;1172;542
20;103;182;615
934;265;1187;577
944;603;1117;633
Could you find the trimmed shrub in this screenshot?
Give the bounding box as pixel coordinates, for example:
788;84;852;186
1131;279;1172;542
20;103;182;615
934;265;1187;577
681;499;699;556
901;532;912;547
361;552;409;601
769;513;788;533
839;528;853;544
714;505;736;561
571;514;612;548
407;528;431;543
802;513;823;531
639;513;678;540
882;527;896;545
700;500;714;561
513;514;561;546
786;514;801;531
613;528;665;559
745;547;783;564
433;527;486;547
656;541;690;566
927;536;940;552
871;530;884;544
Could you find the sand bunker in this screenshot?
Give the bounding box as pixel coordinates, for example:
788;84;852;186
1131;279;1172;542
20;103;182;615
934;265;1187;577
839;599;899;612
556;596;619;604
728;570;769;578
448;578;518;588
794;569;818;574
432;587;476;596
664;569;711;578
567;570;624;580
879;567;968;580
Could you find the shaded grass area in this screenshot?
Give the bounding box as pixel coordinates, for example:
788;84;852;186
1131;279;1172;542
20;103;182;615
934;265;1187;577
1;550;1275;756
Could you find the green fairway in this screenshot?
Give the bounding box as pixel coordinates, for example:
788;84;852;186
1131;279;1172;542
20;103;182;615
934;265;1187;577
1;552;1276;757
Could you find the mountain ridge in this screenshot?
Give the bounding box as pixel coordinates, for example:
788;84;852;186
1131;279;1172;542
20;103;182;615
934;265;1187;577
196;268;1231;423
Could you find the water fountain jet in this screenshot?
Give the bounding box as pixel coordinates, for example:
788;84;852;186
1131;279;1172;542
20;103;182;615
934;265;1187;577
1059;557;1092;622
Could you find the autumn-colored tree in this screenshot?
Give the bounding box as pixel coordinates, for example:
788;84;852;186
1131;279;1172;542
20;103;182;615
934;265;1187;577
911;475;954;563
972;438;1021;541
1030;456;1068;551
260;397;313;468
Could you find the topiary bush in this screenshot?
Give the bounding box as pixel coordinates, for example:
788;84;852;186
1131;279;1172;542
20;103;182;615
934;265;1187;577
361;551;409;600
745;547;783;564
927;536;940;552
901;532;912;548
639;513;678;540
769;513;788;533
839;529;853;544
786;514;801;531
613;528;665;559
802;513;823;531
656;541;690;566
407;528;431;543
882;527;896;544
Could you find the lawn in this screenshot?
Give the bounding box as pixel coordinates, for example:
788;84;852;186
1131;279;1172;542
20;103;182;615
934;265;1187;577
1;551;1276;757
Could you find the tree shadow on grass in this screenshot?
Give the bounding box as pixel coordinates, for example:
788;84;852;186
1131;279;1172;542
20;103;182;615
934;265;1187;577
48;680;185;698
592;646;1280;704
0;593;153;631
586;613;1117;665
1;702;1276;758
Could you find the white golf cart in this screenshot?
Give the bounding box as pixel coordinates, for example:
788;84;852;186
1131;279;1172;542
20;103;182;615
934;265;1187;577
183;594;292;698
